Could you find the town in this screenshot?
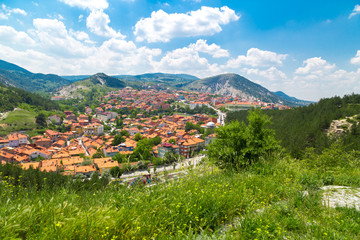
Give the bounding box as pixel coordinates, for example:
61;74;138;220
0;87;290;178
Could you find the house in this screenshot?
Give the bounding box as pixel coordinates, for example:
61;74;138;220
0;150;14;162
97;112;118;122
103;146;120;157
158;143;179;158
51;96;65;101
119;138;137;152
71;123;84;136
7;133;28;147
179;137;205;158
0;139;9;148
84;123;104;137
93;157;118;174
45;130;61;142
75;165;97;177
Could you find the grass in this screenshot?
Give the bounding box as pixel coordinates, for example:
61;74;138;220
1;154;360;239
0;109;36;135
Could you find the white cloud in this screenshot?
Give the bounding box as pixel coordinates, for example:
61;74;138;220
79;14;84;22
295;57;335;78
0;25;35;46
59;0;108;10
0;4;27;20
32;18;95;58
349;4;360;19
243;67;286;81
227;48;288;68
155;44;222;77
86;10;125;38
190;39;229;58
350;50;360;65
69;29;94;43
134;6;240;42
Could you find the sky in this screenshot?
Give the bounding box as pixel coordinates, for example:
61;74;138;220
1;0;360;101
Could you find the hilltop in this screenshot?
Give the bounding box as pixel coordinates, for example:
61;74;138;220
54;73;126;99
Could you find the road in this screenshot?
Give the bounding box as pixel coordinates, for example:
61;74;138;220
120;154;205;179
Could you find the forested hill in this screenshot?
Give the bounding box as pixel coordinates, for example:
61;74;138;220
0;59;71;93
0;83;59;112
226;94;360;158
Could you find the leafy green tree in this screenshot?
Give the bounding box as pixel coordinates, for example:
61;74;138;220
36;113;47;127
120;130;130;137
132;138;153;161
112;135;125;146
207;108;280;170
112;153;127;163
150;136;162;146
110;166;122;178
134;133;143;141
169;139;176;144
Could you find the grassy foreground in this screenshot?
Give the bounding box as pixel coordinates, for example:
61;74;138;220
0;109;36;134
1;153;360;239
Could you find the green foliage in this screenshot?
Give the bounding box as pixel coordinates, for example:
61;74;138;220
168;139;176;144
112;135;125;146
207;108;280;170
81;158;92;166
134;133;142;141
132;138;153;161
185;121;201;132
112;153;128;163
120;130;130;137
227;94;360;158
0;83;59;112
35;113;47;127
110;166;122;178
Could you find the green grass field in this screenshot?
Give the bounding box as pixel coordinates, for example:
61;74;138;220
0;109;36;135
1;154;360;239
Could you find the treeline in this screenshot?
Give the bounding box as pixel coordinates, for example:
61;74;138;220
0;83;59;112
227;94;360;158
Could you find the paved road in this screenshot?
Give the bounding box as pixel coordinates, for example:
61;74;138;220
120;154;205;179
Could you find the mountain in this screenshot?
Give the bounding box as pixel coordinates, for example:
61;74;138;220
114;73;199;88
185;73;282;102
55;73;126;99
272;91;314;106
0;59;71;93
185;73;311;106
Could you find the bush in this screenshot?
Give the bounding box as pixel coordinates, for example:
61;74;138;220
207;108;280;171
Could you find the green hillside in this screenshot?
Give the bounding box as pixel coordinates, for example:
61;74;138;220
0;59;71;93
227;94;360;157
0;83;59;112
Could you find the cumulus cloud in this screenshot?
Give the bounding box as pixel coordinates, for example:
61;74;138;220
226;48;288;68
349;4;360;19
350;50;360;65
295;57;335;78
134;6;240;42
86;10;125;38
0;26;35;47
59;0;108;10
31;18;95;58
154;44;222;77
243;66;286;81
190;39;229;58
0;4;27;19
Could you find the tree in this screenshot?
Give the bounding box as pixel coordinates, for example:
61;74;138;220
112;135;125;146
120;130;130;138
132;138;153;161
150;136;162;146
110;166;122;178
134;133;143;141
36;113;47;127
169;139;176;144
112;153;127;163
207;108;280;171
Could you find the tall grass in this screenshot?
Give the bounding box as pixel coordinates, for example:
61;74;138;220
1;153;360;239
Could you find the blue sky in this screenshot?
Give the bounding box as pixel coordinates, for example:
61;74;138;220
1;0;360;101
